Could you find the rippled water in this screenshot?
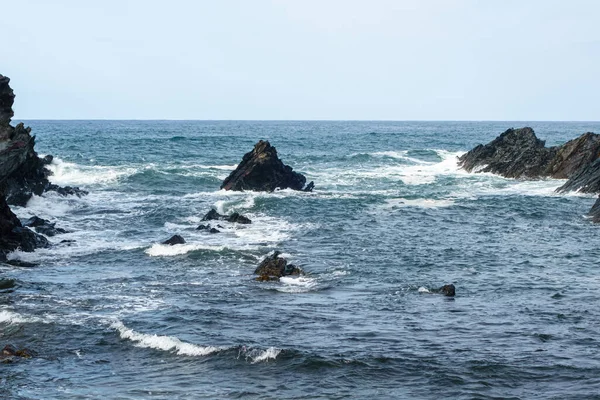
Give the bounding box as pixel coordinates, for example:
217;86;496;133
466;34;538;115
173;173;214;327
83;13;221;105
2;121;600;399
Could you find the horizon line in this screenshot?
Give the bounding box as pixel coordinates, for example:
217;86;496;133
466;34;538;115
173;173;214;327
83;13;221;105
12;118;600;123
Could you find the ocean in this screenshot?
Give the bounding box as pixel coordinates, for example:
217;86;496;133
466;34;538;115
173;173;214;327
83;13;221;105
2;120;600;399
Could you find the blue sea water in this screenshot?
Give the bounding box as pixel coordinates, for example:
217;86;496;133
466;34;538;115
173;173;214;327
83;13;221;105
2;120;600;399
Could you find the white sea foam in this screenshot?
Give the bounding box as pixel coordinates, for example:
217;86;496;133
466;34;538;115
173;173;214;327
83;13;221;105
0;310;41;324
382;198;456;209
248;347;282;363
277;276;319;293
418;287;431;293
145;243;226;257
111;320;222;356
47;157;136;186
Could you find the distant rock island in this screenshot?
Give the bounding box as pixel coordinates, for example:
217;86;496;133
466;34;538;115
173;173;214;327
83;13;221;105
221;140;314;192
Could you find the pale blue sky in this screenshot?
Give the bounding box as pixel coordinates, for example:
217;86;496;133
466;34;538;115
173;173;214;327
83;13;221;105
4;0;599;120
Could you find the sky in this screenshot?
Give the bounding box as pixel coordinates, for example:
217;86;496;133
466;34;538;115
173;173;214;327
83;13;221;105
3;0;599;120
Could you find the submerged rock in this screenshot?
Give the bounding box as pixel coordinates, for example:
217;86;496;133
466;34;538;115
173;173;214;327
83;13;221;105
201;209;252;224
459;127;600;181
220;140;314;192
162;235;185;245
254;251;303;281
0;278;15;290
1;344;36;362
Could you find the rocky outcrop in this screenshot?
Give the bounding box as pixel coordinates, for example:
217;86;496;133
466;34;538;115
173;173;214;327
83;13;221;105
221;140;314;192
438;284;455;297
162;235;185;245
254;251;303;281
587;196;600;223
0;74;87;207
23;216;68;237
0;195;48;260
458;128;600;181
201;209;252;224
556;158;600;194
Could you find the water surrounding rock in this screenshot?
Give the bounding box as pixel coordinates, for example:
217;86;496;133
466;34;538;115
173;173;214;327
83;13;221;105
221;140;314;192
23;216;68;236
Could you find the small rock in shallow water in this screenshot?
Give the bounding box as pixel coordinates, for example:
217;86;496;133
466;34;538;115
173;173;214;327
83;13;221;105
162;235;185;245
254;251;303;281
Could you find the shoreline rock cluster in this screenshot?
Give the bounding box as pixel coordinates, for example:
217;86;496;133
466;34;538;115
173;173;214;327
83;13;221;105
459;127;600;221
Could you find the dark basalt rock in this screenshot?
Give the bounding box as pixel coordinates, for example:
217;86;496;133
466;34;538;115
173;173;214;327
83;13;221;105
162;235;185;245
0;196;48;258
0;75;87;207
5;259;38;268
557;158;600;194
587;196;600;223
22;216;68;237
459;128;600;181
254;251;303;281
221;140;314;192
201;209;252;224
0;278;15;290
438;284;456;297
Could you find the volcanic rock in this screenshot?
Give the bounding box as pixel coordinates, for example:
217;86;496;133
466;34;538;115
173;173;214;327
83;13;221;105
201;209;252;224
0;74;87;207
162;235;185;245
587;196;600;223
438;284;456;297
459;128;600;181
23;216;68;236
254;251;303;281
220;140;313;192
1;344;36;362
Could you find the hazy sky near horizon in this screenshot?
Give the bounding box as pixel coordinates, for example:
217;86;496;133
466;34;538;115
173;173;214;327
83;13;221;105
4;0;599;120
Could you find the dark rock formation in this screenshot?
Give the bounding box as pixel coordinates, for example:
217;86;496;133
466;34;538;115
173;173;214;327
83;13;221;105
438;284;456;297
0;195;48;259
0;278;15;290
201;209;252;224
254;251;303;281
557;158;600;194
23;216;67;237
459;128;600;181
162;235;185;245
0;74;87;207
221;140;314;192
587;196;600;223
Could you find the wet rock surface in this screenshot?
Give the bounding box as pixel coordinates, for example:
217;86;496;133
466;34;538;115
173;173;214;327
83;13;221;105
254;251;303;281
221;140;313;192
201;209;252;224
162;235;185;245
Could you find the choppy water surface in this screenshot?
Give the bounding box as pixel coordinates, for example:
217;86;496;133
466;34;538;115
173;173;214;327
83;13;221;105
2;121;600;399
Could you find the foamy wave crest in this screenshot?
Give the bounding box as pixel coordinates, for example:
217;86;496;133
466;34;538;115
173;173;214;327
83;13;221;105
243;346;282;363
277;276;319;293
47;157;136;186
111;321;222;356
382;198;456;209
0;310;42;324
145;243;226;257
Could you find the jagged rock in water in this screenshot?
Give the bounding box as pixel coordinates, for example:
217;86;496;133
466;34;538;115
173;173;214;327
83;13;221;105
557;158;600;194
459;127;600;181
22;215;67;237
0;74;87;207
587;196;600;223
162;235;185;245
458;128;557;178
201;209;251;224
1;344;36;362
0;195;48;258
0;278;15;290
220;140;314;192
254;251;303;281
